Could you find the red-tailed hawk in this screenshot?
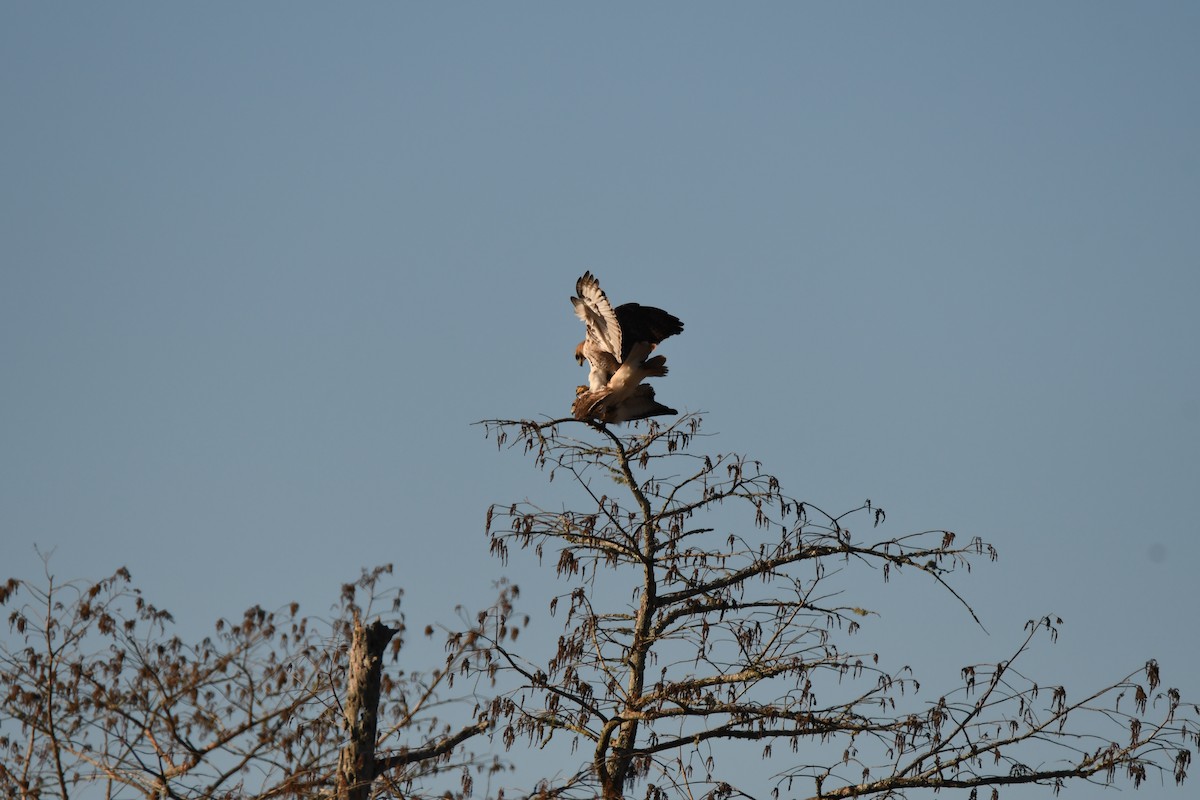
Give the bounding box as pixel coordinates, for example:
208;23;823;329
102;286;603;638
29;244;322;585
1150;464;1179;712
570;272;684;423
572;383;677;424
570;271;684;392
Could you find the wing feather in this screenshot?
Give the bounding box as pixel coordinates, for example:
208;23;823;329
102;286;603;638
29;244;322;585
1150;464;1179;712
571;271;622;361
570;271;685;393
614;303;684;361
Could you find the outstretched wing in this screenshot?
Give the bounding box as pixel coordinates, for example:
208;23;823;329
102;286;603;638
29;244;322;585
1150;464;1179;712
571;271;622;363
614;303;684;361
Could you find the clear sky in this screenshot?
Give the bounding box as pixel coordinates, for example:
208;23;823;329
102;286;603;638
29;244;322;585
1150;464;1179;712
2;4;1198;798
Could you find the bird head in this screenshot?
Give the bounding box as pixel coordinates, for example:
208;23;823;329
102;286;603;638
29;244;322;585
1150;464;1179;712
574;341;587;366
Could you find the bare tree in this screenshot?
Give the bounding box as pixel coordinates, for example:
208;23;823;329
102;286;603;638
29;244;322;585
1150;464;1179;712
478;414;1198;800
0;561;514;800
5;414;1194;800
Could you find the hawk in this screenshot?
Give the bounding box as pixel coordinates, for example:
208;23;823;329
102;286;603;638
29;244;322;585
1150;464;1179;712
570;271;684;392
572;382;678;424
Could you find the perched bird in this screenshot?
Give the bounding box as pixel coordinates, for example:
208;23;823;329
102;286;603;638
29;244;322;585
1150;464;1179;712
571;271;684;392
572;383;678;425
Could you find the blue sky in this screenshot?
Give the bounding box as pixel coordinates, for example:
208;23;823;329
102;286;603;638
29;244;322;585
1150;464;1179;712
2;4;1198;797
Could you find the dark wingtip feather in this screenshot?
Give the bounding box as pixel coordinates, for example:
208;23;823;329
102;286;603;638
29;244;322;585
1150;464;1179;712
576;271;599;297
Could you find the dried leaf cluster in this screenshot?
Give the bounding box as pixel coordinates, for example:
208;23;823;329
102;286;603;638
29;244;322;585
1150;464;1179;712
475;413;1197;800
3;413;1195;800
0;563;511;799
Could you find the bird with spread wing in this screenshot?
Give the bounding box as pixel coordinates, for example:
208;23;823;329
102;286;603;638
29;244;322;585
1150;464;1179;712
569;271;683;423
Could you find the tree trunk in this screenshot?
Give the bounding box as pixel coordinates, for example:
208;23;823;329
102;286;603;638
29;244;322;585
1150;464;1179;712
336;617;399;800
